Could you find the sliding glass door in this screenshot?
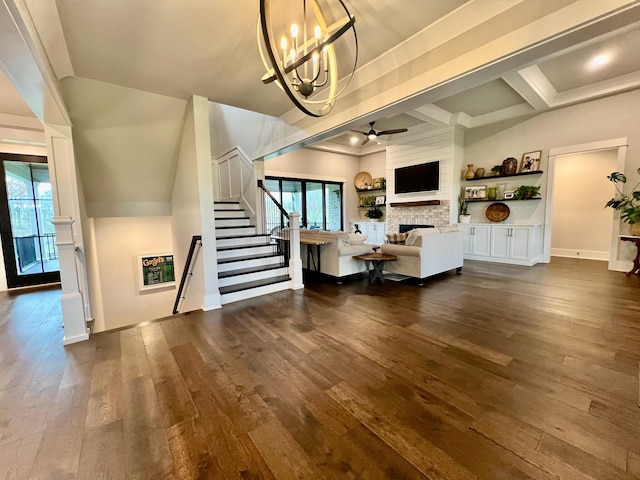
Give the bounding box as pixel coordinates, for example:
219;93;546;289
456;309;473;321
265;176;343;231
0;153;60;288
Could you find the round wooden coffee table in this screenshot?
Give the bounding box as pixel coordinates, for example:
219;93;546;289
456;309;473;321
352;252;398;283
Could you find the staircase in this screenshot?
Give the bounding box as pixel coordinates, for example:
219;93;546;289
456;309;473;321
215;201;290;304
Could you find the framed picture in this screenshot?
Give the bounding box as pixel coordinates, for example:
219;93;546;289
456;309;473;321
138;252;176;291
465;185;487;200
375;195;386;205
520;150;541;172
372;177;385;190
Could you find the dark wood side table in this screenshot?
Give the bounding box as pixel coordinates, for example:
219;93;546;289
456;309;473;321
353;252;398;283
620;235;640;276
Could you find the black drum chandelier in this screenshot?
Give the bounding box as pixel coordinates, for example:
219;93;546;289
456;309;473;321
258;0;358;117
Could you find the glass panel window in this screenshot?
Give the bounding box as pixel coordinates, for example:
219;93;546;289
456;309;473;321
3;160;59;276
265;176;343;231
305;182;323;229
325;183;342;231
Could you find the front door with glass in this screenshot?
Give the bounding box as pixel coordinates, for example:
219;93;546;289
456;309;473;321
0;153;60;288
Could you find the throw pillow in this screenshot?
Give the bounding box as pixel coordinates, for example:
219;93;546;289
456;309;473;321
386;232;407;245
405;229;419;246
347;233;367;245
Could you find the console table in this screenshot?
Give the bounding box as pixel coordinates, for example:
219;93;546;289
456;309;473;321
620;235;640;276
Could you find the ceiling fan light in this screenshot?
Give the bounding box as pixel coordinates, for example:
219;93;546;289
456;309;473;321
367;133;377;140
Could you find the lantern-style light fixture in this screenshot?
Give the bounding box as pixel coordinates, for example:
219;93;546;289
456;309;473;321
258;0;358;117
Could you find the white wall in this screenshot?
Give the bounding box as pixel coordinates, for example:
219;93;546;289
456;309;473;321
359;151;386;179
265;148;361;227
92;216;175;332
60;77;187;217
551;150;617;260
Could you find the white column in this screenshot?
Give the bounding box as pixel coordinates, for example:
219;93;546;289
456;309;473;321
52;217;89;344
288;212;304;290
46;125;91;344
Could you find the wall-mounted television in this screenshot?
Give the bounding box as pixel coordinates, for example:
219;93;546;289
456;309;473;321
394;161;440;194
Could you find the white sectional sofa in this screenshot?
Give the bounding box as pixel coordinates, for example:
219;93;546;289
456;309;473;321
299;229;374;280
380;227;463;283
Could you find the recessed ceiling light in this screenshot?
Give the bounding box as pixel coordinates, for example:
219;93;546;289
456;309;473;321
589;54;610;68
350;136;359;144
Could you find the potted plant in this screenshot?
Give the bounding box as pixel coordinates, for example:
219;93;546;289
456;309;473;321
458;193;471;223
490;165;503;176
605;168;640;236
514;185;541;200
365;206;383;221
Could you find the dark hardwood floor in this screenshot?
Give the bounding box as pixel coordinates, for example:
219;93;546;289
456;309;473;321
0;258;639;479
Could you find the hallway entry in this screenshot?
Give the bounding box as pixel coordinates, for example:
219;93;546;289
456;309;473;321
551;149;618;261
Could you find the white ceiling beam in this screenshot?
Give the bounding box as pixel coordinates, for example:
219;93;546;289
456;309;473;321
502;70;551;110
407;104;452;127
517;65;558;107
0;112;43;130
467;103;537;128
451;111;473;128
554;70;640;106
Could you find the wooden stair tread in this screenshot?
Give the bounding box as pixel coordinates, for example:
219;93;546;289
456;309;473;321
219;275;290;295
217;243;274;252
218;264;284;279
218;252;283;264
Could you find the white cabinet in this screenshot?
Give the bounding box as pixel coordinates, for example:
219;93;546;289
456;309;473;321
460;223;541;266
460;225;491;256
351;221;386;245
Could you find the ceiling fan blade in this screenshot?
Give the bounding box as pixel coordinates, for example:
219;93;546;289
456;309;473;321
350;129;368;135
361;137;370;146
377;128;408;136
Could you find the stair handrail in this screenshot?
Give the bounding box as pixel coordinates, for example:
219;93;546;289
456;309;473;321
172;235;202;315
258;179;289;221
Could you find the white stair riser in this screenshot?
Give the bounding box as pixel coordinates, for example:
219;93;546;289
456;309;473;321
215;210;247;218
217;245;276;259
214;203;241;210
217;256;283;272
216;227;256;237
215;218;251;228
220;280;291;305
216;236;271;248
218;267;289;288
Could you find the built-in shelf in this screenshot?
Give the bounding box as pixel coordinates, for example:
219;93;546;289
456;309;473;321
389;200;441;207
467;197;542;202
356;188;386;193
358;205;386;208
464;170;543;181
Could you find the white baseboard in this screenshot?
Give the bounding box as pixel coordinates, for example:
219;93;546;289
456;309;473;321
550;248;609;261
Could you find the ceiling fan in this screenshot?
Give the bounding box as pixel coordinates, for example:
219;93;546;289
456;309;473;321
351;121;408;146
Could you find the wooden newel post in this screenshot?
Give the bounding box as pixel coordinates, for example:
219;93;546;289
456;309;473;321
288;212;304;290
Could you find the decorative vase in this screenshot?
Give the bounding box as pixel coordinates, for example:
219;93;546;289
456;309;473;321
502;157;518;175
369;218;380;222
630;223;640;236
487;187;497;200
464;164;476;180
474;168;485;179
459;214;471;223
497;182;507;199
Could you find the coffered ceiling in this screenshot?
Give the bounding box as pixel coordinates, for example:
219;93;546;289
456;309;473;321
314;21;640;155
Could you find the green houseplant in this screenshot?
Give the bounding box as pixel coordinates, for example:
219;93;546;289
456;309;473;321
605;168;640;235
365;206;383;220
514;185;541;200
458;193;470;223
